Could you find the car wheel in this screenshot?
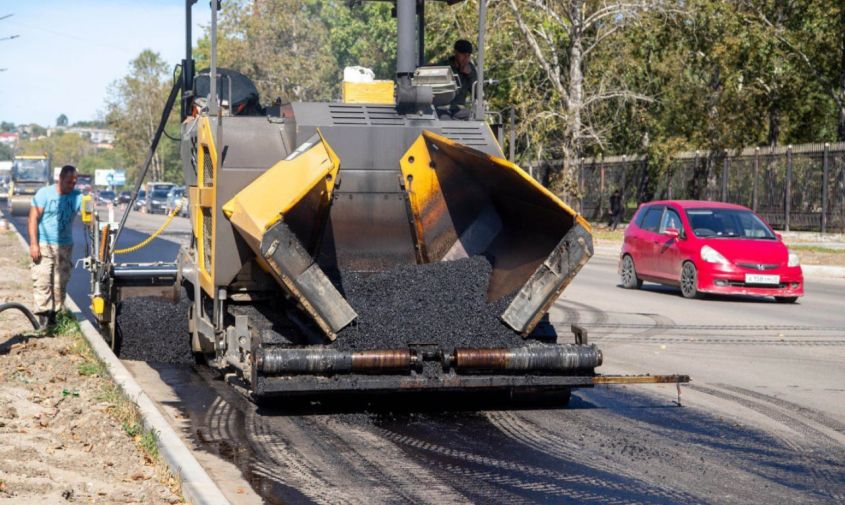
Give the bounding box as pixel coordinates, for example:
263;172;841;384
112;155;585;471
680;261;700;299
775;296;798;304
620;255;643;289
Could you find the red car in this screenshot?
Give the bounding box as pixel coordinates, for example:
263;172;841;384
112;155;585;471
619;200;803;302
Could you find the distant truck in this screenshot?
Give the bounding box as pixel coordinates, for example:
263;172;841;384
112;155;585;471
8;155;51;216
144;181;175;214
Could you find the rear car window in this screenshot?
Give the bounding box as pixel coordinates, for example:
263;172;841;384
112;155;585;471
640;207;663;232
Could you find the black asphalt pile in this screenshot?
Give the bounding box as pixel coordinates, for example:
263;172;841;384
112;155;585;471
332;256;525;351
116;296;194;364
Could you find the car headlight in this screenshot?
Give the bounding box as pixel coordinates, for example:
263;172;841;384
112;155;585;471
788;251;800;267
701;245;729;265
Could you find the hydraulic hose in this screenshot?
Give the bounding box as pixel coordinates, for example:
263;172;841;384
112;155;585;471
0;302;41;330
113;198;185;255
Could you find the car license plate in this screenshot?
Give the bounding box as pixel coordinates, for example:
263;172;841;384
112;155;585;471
745;274;780;285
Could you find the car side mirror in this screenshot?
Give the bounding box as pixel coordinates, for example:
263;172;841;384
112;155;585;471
663;228;680;239
775;232;783;241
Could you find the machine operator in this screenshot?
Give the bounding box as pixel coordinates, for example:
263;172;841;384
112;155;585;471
439;39;478;120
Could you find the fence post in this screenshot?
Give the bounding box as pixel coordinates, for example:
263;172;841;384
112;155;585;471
753;147;759;212
721;154;729;201
822;143;829;234
785;145;792;232
668;163;673;199
578;157;584;214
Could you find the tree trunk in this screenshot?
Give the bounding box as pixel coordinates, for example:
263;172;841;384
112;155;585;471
768;96;780;147
565;0;584;188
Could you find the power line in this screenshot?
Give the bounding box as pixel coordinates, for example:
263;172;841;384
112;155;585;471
0;13;13;22
0;34;19;42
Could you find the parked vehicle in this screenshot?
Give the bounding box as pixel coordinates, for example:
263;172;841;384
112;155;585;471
144;182;175;214
97;190;116;205
619;200;803;303
133;190;147;211
146;188;171;214
113;191;132;206
164;186;187;216
75;174;93;194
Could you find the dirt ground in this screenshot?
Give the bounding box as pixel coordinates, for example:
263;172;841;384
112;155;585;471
0;230;181;504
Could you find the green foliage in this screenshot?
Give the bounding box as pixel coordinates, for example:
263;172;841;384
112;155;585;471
0;143;11;161
106;49;181;184
78;361;104;377
56;114;69;127
110;0;845;194
19;132;96;167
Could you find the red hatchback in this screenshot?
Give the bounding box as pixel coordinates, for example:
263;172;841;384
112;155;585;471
619;200;803;302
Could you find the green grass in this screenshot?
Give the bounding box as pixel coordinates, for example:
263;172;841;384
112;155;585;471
52;309;81;336
78;361;105;376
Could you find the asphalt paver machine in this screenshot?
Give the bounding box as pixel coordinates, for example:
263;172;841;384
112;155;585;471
83;0;688;401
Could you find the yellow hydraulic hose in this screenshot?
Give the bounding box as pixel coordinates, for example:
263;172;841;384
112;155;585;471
114;198;185;255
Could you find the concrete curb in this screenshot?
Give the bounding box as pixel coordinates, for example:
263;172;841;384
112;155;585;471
801;265;845;278
8;223;230;505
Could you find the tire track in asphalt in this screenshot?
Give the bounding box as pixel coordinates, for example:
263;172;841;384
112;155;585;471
715;384;845;434
484;411;702;504
374;427;644;504
688;383;845;502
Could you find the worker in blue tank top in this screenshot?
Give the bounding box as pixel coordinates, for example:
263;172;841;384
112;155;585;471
28;165;82;329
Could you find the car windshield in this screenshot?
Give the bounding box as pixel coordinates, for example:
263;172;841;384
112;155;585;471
13;159;50;181
100;191;115;198
685;208;776;239
152;189;170;198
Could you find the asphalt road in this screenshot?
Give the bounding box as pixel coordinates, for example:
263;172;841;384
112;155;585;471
5;207;844;504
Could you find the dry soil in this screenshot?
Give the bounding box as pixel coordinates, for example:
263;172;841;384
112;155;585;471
0;230;182;504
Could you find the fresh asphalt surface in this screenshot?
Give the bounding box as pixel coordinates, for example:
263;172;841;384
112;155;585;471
5;207;845;504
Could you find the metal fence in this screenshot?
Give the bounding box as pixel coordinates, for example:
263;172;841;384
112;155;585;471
533;142;845;233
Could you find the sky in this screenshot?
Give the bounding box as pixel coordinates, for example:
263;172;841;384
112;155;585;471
0;1;211;126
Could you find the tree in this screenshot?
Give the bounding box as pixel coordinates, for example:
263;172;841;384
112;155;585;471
56;113;69;127
503;0;666;196
106;49;181;183
0;143;12;161
195;0;339;102
18;132;95;166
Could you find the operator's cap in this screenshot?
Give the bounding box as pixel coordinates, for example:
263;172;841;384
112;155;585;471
454;39;473;54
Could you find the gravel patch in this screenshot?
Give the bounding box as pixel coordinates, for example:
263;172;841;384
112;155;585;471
117;296;194;364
